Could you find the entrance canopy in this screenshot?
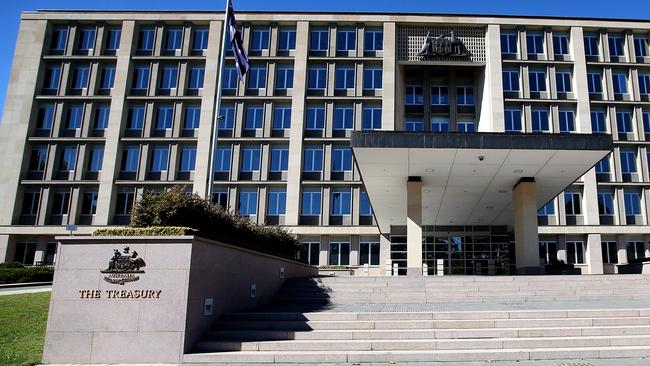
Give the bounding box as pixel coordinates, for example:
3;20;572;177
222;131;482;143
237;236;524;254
351;132;613;234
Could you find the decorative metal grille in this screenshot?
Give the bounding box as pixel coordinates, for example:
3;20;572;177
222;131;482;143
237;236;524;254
397;25;486;63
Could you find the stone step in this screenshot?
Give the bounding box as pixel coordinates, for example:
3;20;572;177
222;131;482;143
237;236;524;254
206;325;650;341
183;345;650;363
273;294;650;304
276;289;650;298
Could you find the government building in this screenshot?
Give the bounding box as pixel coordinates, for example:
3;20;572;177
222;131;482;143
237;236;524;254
0;10;649;276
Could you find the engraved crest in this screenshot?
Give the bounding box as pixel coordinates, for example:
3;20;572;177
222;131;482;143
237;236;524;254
418;31;470;58
101;246;146;285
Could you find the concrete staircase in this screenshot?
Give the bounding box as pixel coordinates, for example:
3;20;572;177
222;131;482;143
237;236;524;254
184;275;650;363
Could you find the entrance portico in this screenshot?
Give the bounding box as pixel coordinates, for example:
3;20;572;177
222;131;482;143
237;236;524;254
351;132;613;275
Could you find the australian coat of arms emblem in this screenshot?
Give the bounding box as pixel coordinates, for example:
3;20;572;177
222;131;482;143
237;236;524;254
100;246;146;285
418;31;470;58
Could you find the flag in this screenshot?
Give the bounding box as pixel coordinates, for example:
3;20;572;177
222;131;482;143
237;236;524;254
227;0;249;80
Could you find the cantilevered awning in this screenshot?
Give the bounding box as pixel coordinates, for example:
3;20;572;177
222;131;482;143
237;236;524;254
351;132;613;234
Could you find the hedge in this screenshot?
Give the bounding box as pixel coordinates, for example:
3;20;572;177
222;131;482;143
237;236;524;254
93;226;197;237
0;267;54;284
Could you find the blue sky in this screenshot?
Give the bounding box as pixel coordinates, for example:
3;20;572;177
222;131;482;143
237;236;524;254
1;0;649;115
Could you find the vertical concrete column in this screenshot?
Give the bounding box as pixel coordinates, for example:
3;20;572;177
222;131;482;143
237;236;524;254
406;176;422;276
319;235;330;266
380;234;391;276
557;236;567;263
381;22;396;131
0;235;11;263
480;24;505;132
585;233;604;274
284;21;309;226
617;234;629;266
570;27;593;134
33;237;49;265
350;235;360;266
513;178;541;274
193;20;222;196
95;21;135;225
583;169;600;225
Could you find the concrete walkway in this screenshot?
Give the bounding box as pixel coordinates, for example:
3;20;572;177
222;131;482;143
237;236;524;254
0;283;52;296
46;360;650;365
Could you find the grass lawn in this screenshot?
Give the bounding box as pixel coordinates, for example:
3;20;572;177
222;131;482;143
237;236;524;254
0;292;50;366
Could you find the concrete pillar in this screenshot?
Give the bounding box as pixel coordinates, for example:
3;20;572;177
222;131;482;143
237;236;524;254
34;237;49;265
406;176;422;276
350;235;359;266
585;233;604;274
513;178;541;274
480;24;505;132
380;234;391;276
319;235;329;266
0;235;10;263
616;234;628;266
381;22;395;131
571;27;593;134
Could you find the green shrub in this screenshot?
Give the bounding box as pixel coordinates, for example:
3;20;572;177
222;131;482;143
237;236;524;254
0;262;25;269
93;226;197;237
0;268;54;284
109;186;302;260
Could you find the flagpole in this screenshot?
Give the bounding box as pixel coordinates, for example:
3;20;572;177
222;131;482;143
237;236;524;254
206;0;231;201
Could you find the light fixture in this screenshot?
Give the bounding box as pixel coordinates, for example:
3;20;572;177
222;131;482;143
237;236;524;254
478;156;485;161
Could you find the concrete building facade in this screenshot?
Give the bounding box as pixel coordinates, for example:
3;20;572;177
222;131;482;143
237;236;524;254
0;10;649;275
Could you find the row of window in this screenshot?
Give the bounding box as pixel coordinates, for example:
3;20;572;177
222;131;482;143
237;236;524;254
404;85;475;106
299;239;381;266
538;188;646;221
539;240;647;265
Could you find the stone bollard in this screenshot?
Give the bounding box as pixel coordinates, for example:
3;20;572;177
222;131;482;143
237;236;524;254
422;262;428;276
437;259;444;276
393;263;399;276
385;260;393;276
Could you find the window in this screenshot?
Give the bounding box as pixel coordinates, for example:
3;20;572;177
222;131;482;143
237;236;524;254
405;84;423;105
305;105;325;130
529;70;547;92
155;105;174;130
584;36;599;56
240;146;261;172
163;27;183;52
602;241;618;264
71;65;90;90
247;65;267;91
267;188;286;216
303;146;323;173
222;67;239;91
503;70;520;92
626;241;646;261
278;28;296;51
132;65;150;92
456;86;474;105
179;147;196;172
183;105;201;131
137;27;155;52
214;146;231;173
331;188;351;216
188;66;205;90
430;116;449;132
539;241;557;265
301;188;321;216
219;105;235;131
331;147;352;172
501;32;518;54
270;146;289;172
335;66;355;90
192;28;209;51
644;111;650;135
308;66;327;91
50;190;70;216
250;28;270;51
244;105;264;131
37;104;55;131
595;157;611;179
360;241;380;266
93;104;111;131
105;28;121;52
505;108;522;132
300;242;320;266
362;107;381;130
405;117;423;132
160;65;178;90
556;72;572;93
608;35;625;57
273;105;291;130
616;111;633;134
22;190;40;217
334;105;354;131
597;191;615;216
59;146;77;172
591;110;607;133
65;105;83;130
50;27;68;52
431;86;449;105
337;29;356;51
564;191;582;215
458;121;475;132
624;190;642;216
527;33;545;55
531;108;550;132
621;149;638;174
212;187;228;209
127;105;145;130
553;34;569;55
81;191;98;216
364;29;383;51
329;241;350;266
360;191;373;216
310;29;329;51
238;188;258;216
275;67;294;90
363;67;382;90
612;72;628;95
121;146;140;172
587;72;602;94
639;74;650;95
29;146;48;173
44;66;61;92
87;146;104;173
559;109;575;133
566;241;585;264
100;65;116;91
115;189;135;216
635;37;648;57
538;201;555;216
77;27;96;51
149;145;169;172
